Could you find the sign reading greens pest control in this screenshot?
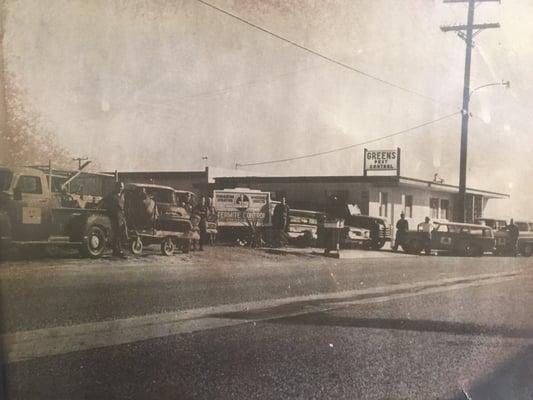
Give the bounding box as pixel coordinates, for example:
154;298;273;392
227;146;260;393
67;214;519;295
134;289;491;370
364;148;401;176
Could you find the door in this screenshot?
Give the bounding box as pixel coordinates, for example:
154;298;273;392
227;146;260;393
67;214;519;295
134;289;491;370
12;175;51;240
431;224;453;251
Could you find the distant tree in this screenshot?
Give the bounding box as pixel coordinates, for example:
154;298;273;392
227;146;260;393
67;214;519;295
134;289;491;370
2;71;72;168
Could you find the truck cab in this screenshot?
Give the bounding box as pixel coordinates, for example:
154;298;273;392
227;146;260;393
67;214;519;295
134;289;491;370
0;166;111;258
475;217;533;256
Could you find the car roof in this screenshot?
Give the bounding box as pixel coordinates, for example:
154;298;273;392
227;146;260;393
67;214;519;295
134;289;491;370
125;183;174;191
433;221;492;229
349;214;388;222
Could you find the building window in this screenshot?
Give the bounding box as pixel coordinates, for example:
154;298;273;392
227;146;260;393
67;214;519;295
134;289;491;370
430;198;439;219
404;195;413;218
379;192;388;217
440;199;449;220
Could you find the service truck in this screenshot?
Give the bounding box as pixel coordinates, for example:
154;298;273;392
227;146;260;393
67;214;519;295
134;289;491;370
0;165;114;258
212;188;271;243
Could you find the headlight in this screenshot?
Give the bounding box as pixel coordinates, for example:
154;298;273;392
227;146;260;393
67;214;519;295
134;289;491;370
348;230;362;239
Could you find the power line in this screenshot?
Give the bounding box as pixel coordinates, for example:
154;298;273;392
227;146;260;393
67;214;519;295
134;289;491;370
194;0;454;108
236;111;460;167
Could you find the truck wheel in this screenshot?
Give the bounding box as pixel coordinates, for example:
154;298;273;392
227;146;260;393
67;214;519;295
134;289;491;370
406;240;423;255
521;244;533;257
161;238;175;256
463;243;482;257
130;237;143;255
81;225;107;258
370;240;386;250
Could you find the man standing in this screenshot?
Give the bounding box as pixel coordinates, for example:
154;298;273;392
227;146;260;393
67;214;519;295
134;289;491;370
103;181;128;258
419;216;434;256
505;218;519;256
272;197;290;246
193;196;209;251
393;212;409;252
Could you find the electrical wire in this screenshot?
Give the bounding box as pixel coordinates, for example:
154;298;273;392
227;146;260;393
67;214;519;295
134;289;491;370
194;0;454;108
236;111;460;167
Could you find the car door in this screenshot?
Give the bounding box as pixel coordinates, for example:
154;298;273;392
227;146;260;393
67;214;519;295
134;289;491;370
431;224;453;251
12;175;51;240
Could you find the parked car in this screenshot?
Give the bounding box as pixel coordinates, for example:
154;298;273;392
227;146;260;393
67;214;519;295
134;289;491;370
402;221;494;256
344;214;391;250
475;218;533;256
269;201;323;247
124;183;192;255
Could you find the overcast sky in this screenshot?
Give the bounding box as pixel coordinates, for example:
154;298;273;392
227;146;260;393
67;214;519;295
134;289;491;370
4;0;532;218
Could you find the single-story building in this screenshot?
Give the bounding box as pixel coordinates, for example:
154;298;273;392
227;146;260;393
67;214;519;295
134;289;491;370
213;174;509;226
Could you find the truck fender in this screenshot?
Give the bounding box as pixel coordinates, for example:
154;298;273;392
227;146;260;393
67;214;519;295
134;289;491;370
75;213;112;242
0;210;12;245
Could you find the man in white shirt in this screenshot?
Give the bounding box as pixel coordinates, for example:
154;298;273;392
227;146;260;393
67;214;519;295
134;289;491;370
419;216;434;255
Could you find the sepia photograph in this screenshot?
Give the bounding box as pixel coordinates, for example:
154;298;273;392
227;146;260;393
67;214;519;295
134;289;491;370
0;0;532;399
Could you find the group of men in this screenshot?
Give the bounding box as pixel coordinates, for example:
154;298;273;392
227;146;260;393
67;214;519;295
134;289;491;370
393;213;521;256
102;181;216;258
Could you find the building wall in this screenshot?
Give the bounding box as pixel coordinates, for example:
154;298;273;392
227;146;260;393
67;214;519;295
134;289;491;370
117;171;208;195
215;178;460;226
368;185;457;227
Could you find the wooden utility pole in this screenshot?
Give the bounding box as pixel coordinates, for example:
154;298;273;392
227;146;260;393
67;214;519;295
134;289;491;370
440;0;500;222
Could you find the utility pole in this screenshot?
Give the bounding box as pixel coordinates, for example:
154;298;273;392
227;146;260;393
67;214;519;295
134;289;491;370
440;0;500;222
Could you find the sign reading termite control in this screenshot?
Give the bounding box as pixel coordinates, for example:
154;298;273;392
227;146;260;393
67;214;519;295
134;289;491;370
22;207;42;224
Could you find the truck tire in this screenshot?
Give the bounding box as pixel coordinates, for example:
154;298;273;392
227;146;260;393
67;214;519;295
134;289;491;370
406;239;423;255
463;243;482;257
370;239;386;250
130;237;143;255
80;225;107;258
161;238;175;256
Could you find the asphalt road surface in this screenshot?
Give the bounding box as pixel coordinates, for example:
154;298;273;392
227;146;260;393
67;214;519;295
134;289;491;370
1;247;532;399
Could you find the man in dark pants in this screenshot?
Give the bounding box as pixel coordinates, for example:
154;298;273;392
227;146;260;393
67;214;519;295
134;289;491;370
103;181;128;258
419;216;434;256
272;197;290;247
393;212;409;252
505;218;519;256
193;196;208;251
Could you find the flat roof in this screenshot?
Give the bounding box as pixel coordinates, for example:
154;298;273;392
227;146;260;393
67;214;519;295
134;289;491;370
214;174;509;199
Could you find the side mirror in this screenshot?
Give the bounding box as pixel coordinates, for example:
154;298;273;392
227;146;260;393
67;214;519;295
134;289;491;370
13;187;22;201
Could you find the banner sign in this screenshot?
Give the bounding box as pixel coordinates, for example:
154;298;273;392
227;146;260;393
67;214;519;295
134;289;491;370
364;148;400;175
213;189;272;227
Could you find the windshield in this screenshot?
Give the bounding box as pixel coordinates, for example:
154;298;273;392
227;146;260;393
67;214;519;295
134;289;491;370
0;170;13;191
145;188;175;204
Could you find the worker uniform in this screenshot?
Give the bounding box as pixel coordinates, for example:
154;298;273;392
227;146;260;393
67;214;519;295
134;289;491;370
419;220;434;255
103;190;128;257
393;218;409;251
272;202;290;247
193;203;209;250
505;223;519;256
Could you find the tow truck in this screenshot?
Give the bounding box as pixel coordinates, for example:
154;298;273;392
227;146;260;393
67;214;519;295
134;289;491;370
0;164;115;258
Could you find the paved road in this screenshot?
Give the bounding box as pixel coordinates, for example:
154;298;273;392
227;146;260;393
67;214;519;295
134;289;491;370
1;247;532;399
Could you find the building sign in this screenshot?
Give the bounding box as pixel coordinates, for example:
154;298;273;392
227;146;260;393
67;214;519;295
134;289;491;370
364;148;401;176
213;189;272;227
